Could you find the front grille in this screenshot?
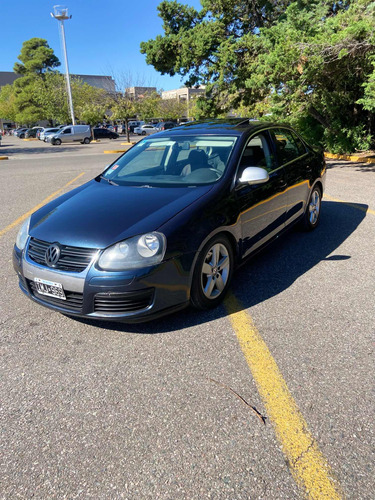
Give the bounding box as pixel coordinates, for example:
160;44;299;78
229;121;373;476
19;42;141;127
94;289;153;314
27;279;83;312
28;238;97;273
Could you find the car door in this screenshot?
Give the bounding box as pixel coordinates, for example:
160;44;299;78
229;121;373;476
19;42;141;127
60;127;72;143
235;131;288;256
270;128;311;226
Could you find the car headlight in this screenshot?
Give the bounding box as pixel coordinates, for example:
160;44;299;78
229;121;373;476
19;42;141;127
98;232;167;270
16;216;31;250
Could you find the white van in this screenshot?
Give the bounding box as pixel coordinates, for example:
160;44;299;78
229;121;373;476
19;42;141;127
49;125;92;145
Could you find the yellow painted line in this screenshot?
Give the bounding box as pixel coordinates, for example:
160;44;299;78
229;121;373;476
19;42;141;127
325;152;375;164
0;156;9;160
224;292;342;499
0;172;85;238
103;149;127;154
324;194;375;216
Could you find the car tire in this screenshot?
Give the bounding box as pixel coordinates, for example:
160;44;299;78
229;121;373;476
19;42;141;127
141;131;146;136
301;185;322;231
190;234;234;310
53;138;62;145
83;137;91;144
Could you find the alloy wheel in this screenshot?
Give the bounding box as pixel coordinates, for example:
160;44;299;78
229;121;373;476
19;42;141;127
309;189;321;225
200;243;230;299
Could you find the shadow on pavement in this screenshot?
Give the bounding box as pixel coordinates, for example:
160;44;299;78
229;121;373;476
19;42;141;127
74;200;367;334
0;143;92;156
326;159;375;172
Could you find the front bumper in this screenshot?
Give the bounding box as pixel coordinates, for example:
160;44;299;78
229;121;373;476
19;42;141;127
13;243;192;323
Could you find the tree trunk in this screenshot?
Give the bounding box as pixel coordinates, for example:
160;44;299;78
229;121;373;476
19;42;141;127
126;118;130;143
308;105;336;133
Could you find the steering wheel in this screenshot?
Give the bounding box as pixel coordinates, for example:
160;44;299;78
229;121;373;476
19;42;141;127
209;168;222;179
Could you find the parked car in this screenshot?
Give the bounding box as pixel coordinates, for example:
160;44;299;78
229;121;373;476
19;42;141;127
25;127;43;138
128;121;144;133
13;119;325;323
39;128;61;142
134;124;157;135
93;128;119;140
47;125;92;145
155;121;177;132
14;128;28;138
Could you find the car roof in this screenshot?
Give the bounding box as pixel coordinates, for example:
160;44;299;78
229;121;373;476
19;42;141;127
161;119;276;136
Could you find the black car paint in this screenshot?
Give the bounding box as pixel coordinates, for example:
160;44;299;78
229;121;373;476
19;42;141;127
93;128;119;139
13;120;325;322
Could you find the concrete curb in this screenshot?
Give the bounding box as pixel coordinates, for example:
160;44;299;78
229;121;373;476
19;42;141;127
325;152;375;164
0;156;9;160
120;142;136;146
23;138;38;141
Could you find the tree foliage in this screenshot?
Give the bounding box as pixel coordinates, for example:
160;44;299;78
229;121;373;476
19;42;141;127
0;84;17;123
159;97;188;119
109;93;138;142
1;38;109;127
141;0;375;152
13;38;60;75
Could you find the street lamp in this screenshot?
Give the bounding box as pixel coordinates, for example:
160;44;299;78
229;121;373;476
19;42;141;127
51;5;76;125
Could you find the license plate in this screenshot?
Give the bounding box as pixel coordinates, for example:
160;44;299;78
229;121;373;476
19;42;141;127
34;277;66;300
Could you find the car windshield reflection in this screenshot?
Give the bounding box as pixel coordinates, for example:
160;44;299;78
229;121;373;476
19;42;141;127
101;136;237;187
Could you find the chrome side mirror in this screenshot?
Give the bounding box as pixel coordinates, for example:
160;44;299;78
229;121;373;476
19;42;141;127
238;166;269;185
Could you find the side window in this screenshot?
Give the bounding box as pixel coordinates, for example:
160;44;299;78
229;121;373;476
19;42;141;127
239;133;275;173
273;128;306;165
63;128;72;134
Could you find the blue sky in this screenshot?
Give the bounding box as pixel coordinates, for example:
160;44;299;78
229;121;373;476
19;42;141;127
1;0;203;91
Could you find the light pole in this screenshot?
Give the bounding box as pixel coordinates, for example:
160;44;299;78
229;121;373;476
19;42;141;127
51;5;76;125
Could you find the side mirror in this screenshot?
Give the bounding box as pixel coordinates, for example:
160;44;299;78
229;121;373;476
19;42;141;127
238;166;269;185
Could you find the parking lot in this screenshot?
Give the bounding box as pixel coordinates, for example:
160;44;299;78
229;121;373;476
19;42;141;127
0;136;374;498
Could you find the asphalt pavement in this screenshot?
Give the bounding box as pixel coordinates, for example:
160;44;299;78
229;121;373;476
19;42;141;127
0;136;374;499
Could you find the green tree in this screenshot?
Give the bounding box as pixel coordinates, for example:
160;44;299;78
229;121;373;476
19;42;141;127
0;85;17;123
14;38;60;75
33;72;69;125
13;74;44;125
75;83;109;137
159;98;187;120
10;38;61;125
137;92;161;122
141;0;375;152
110;94;138;142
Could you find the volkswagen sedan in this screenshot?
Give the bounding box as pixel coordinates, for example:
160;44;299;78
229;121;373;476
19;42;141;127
13;120;326;323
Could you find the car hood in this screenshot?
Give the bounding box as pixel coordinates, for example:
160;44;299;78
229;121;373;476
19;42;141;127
30;180;213;248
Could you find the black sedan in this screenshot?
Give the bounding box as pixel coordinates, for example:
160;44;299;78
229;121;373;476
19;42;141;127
93;128;119;140
13;120;326;322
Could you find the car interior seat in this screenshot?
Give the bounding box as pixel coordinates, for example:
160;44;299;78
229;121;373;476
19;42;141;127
187;149;209;171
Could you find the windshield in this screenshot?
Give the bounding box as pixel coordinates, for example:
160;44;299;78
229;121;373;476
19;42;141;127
100;135;237;187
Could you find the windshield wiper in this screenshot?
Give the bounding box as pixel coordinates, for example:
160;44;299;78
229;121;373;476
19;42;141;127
100;175;118;186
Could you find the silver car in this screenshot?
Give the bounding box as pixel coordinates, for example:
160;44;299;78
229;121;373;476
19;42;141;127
40;128;60;141
134;124;157;136
48;125;92;145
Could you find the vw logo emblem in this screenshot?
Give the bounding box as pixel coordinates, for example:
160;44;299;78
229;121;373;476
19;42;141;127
45;243;61;267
